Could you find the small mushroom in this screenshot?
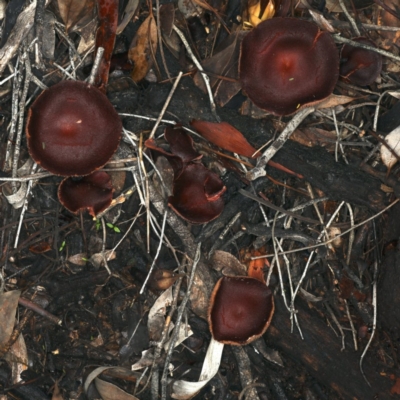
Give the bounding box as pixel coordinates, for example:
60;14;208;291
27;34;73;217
340;37;382;86
239;18;339;116
208;276;274;345
145;127;226;224
27;80;122;176
168;163;226;224
58;171;114;217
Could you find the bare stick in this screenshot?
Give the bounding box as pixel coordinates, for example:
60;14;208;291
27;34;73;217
140;211;168;294
18;296;62;325
172;25;219;121
339;0;360;36
88;47;104;86
345;299;358;351
101;218;112;275
333;35;400;63
246;107;315;181
360;261;378;386
148;71;183;139
0;172;52;182
160;244;201;397
14;164;38;249
251;199;399;259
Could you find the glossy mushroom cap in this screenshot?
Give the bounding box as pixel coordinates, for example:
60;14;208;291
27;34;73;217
168;163;226;224
208;276;274;345
58;171;114;217
340;37;382;86
145;126;226;224
239;18;339;116
27;80;122;176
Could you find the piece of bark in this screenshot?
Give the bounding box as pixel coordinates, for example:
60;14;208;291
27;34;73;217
266;297;392;399
274;140;386;211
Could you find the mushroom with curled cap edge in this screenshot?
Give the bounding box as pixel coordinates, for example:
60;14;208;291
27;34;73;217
208;275;274;345
145;126;226;224
239;18;340;116
26;80;122;177
340;37;382;86
58;171;114;217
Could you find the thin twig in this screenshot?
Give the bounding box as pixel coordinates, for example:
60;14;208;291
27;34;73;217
160;244;202;399
251;199;399;259
360;261;378;386
140;211;168;294
148;71;183;139
101;218;112;274
339;0;361;36
247;107;315;181
87;47;104;86
172;25;219;121
333;35;400;63
344;299;358;351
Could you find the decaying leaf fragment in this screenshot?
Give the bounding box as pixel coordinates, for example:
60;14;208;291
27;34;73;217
0;290;21;348
56;0;96;32
381;125;400;169
172;338;224;399
129;15;158;82
246;0;275;27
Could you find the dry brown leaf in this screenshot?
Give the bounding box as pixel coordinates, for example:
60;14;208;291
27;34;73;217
210;250;247;276
291;127;337;150
67;253;88;266
51;381;64;400
159;3;175;36
191;119;259;158
95;378;139;400
315;93;356;110
56;0;96;32
129;15;158;82
117;0;140;35
0;291;20;347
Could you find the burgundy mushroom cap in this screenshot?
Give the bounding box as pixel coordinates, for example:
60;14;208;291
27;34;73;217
340;37;382;86
208;276;274;345
168;163;226;224
239;18;339;116
27;80;122;176
58;171;114;217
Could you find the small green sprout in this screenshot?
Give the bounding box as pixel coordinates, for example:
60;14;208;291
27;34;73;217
106;222;121;233
59;240;66;252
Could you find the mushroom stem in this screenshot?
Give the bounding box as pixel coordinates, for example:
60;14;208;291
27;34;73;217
246;107;315;181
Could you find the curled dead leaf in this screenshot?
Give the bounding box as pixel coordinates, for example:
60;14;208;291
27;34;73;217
56;0;96;32
129;15;158;82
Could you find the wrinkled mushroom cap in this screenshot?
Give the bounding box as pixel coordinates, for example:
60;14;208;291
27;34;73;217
340;37;382;86
168;163;226;224
58;171;114;217
239;18;339;116
27;80;122;176
208;276;274;345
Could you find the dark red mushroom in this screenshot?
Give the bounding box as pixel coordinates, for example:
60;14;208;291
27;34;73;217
145;126;226;224
27;80;122;176
239;18;339;116
208;276;274;345
168;163;226;224
58;171;114;217
340;37;382;86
